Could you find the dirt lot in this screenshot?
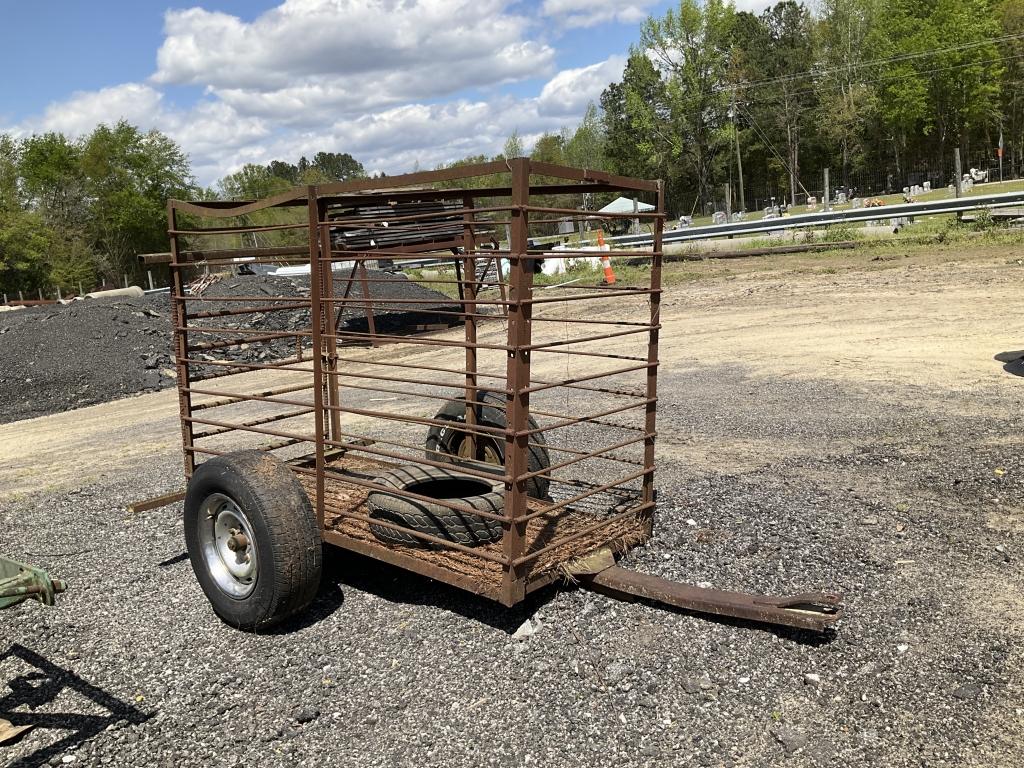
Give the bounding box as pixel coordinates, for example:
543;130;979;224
2;243;1022;766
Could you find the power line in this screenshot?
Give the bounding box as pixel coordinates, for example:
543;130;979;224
721;31;1024;93
736;101;812;200
733;51;1024;110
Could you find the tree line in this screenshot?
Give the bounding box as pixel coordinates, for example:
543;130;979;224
3;0;1019;294
0;123;192;297
598;0;1021;213
0;123;369;297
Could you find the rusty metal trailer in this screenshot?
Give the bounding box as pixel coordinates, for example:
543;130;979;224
149;159;840;632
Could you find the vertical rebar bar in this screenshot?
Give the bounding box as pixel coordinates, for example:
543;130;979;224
168;202;196;477
462;194;480;461
319;203;342;444
641;180;664;536
502;157;533;606
308;186;327;529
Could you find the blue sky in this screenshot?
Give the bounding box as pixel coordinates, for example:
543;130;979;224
0;0;765;184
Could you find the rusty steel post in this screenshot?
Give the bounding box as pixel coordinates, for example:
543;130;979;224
357;262;378;346
641;180;664;533
168;202;196;477
462;194;480;461
501;157;533;606
318;200;342;443
308;186;327;529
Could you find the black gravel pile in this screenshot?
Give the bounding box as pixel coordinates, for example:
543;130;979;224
0;294;174;424
0;272;459;424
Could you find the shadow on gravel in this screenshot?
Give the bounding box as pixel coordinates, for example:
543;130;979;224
0;644;150;768
156;551;189;568
267;579;347;635
317;547;556;634
994;350;1024;377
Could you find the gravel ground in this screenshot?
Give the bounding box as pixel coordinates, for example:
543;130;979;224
0;272;458;424
2;357;1021;767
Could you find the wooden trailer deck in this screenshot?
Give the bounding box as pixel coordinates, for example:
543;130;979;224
293;453;651;603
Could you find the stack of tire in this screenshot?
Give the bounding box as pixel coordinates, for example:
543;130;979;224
367;391;550;547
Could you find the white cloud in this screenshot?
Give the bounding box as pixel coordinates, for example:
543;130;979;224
153;0;555;119
9;83;271;184
5;2;639;186
541;0;658;29
537;55;625;117
34;84;165;137
734;0;776;12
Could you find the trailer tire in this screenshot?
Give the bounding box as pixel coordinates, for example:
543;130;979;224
367;465;504;547
184;450;322;631
425;391;551;499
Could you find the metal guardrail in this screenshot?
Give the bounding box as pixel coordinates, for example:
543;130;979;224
609;189;1024;247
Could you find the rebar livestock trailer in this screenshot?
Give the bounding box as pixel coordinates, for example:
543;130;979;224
153;159;841;632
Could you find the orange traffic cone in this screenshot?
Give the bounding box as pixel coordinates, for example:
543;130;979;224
597;230;615;284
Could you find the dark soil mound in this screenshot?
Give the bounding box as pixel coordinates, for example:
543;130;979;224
0;271;459;424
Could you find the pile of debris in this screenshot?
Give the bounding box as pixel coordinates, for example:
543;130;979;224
0;271;460;424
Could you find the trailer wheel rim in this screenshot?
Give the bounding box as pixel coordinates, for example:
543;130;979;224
198;493;258;598
455;434;502;467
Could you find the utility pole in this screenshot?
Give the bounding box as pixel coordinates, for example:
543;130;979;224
954;148;963;197
731;93;745;212
954;148;963;222
724;183;732;222
999;125;1004;184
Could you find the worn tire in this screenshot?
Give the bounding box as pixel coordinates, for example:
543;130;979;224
367;465;504;548
425;390;551;499
184;450;322;631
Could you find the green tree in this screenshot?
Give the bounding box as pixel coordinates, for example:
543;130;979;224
19;132;85;229
927;0;1003;161
640;0;736;207
0;135;20;213
530;132;565;165
503;130;524;159
0;210;53;294
267;160;299;184
563;104;606;170
814;0;883;186
81;121;194;279
49;236;98;292
219;163;292;199
601;52;670;183
872;0;1002;176
311;151;366;181
999;0;1024;175
742;1;818;205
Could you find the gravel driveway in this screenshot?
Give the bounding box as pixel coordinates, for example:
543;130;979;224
2;251;1022;767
